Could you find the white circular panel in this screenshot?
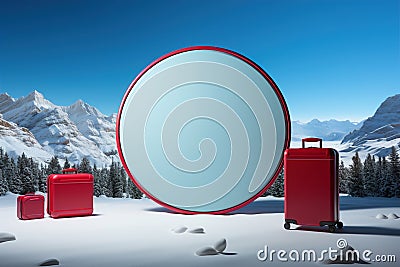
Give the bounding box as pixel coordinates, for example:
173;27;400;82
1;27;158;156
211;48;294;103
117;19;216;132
117;46;290;214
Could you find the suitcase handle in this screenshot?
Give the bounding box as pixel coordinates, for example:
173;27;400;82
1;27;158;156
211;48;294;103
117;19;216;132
62;168;78;174
302;137;322;148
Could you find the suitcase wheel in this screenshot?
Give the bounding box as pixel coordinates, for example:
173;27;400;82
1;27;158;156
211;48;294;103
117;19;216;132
328;225;336;233
284;222;291;230
336;221;343;229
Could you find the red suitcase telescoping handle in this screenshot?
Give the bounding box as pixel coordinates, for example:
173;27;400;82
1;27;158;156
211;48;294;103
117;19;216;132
62;168;78;174
302;137;322;148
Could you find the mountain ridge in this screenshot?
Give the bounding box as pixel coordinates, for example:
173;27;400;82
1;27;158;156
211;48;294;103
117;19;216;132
341;94;400;158
0;91;117;166
291;119;361;141
0;90;398;166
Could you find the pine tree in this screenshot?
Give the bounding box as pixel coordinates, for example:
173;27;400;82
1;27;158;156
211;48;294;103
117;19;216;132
11;173;22;194
3;152;11;184
93;164;102;197
120;165;127;196
14;153;36;194
47;156;62;175
0;169;8;196
363;154;378;196
63;158;71;169
127;178;142;199
380;157;393;197
0;147;4;170
268;169;284;197
78;158;92;174
38;163;47;193
375;157;384;196
0;148;9;195
349;152;364;197
29;158;40;192
388;147;400;197
110;162;123;198
17;152;31;170
20;166;35;194
5;158;20;194
339;161;350;194
100;168;112;197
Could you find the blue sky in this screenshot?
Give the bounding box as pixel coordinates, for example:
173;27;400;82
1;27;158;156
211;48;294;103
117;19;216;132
0;0;399;122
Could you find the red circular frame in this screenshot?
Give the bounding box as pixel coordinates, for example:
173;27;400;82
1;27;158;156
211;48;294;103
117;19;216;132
116;46;291;214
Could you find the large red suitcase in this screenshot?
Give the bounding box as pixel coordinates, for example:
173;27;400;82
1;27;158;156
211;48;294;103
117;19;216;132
284;138;343;232
47;168;94;218
17;193;45;220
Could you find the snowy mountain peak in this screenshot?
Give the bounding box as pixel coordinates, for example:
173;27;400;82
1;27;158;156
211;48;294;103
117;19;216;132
27;89;43;99
70;99;85;109
20;90;55;110
0;90;56;123
0;90;117;167
107;113;117;124
0;92;12;100
374;94;400;116
309;118;321;124
67;99;103;118
0;93;15;111
341;93;400;158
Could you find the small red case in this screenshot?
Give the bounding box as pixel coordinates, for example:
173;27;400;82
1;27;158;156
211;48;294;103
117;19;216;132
47;168;94;218
284;138;343;232
17;193;45;220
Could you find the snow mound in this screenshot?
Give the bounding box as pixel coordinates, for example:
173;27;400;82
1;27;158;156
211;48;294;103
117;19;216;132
171;226;205;234
188;227;205;234
196;238;231;256
376;213;388;219
38;258;60;266
195;247;218;256
171;226;188;234
0;232;16;243
388;213;399;219
214;238;227;253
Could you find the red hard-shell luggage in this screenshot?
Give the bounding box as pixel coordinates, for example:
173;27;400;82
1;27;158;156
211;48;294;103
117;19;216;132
17;193;45;220
47;168;94;218
284;138;343;232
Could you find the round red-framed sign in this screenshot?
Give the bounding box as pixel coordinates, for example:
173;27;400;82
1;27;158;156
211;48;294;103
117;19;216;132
116;46;290;214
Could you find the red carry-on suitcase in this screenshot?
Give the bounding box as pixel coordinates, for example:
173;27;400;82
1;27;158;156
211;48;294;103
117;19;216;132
17;193;45;220
47;168;94;218
284;138;343;232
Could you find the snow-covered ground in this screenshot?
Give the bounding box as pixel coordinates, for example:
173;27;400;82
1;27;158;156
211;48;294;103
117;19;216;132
0;193;399;266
